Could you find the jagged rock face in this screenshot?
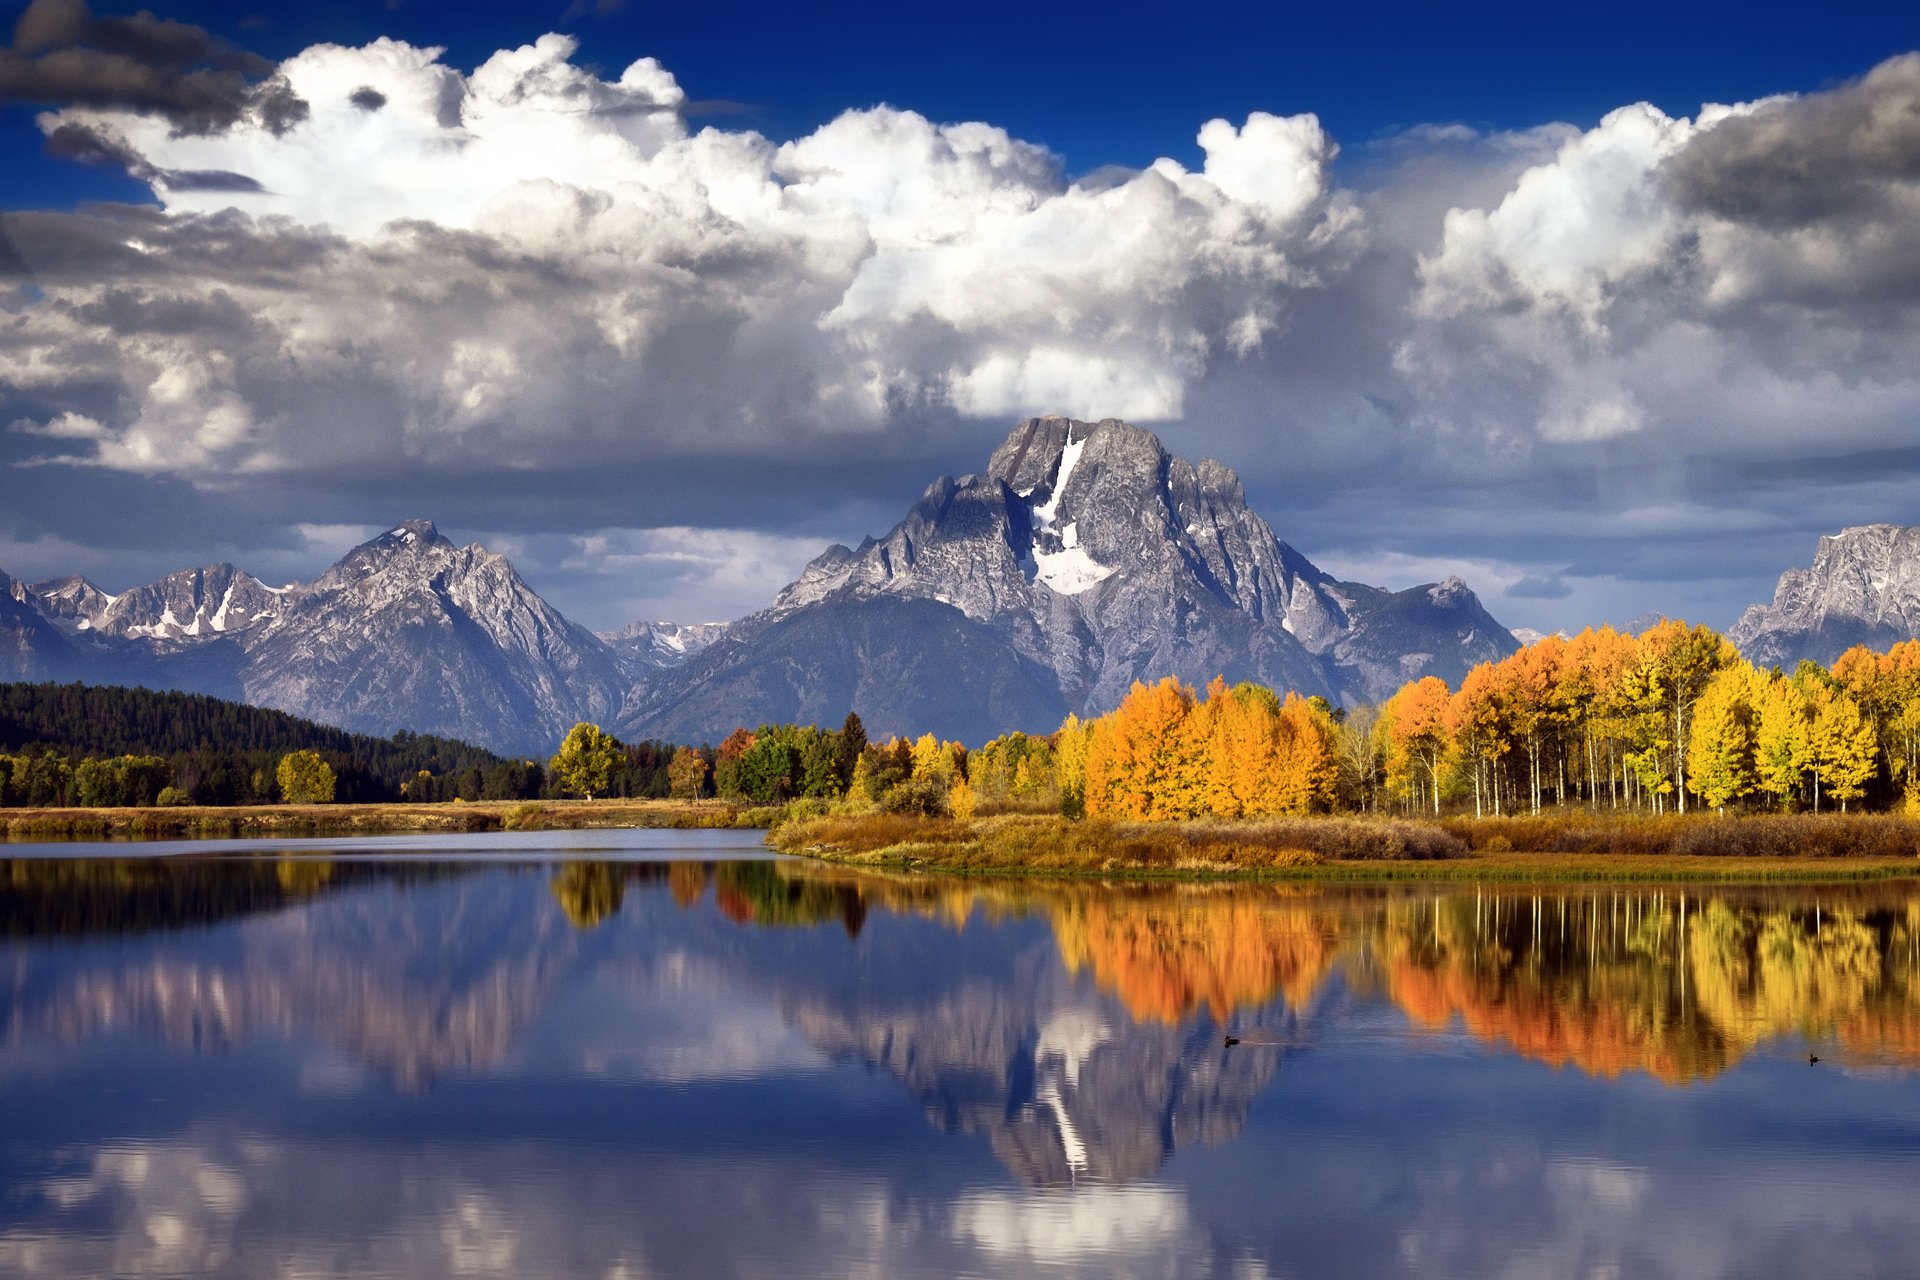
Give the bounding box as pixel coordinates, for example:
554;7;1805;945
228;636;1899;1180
598;620;731;678
33;565;288;641
240;521;628;753
5;523;628;752
2;570;83;681
1733;525;1920;668
628;417;1515;740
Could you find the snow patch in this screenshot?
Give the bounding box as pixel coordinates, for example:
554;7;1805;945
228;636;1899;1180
1033;545;1115;595
1030;433;1086;529
1025;434;1113;593
210;584;234;631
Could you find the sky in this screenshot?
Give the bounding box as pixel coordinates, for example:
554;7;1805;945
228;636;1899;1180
2;0;1919;635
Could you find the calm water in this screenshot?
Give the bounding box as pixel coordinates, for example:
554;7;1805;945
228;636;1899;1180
5;831;1920;1278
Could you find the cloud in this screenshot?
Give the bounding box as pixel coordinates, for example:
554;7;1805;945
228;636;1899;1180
3;27;1920;634
2;30;1360;483
0;0;306;136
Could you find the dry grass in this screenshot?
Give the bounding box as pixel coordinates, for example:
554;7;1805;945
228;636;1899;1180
1441;812;1920;859
770;810;1920;882
2;798;771;843
770;812;1464;876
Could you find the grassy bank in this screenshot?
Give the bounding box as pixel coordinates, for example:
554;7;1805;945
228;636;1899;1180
2;798;778;843
767;810;1920;883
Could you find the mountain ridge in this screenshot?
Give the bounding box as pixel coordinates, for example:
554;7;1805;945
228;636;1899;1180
2;419;1526;749
1732;523;1920;668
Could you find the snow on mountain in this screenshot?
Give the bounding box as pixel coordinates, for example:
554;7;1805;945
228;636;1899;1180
33;564;289;642
598;620;731;677
1732;524;1920;668
621;417;1518;741
238;520;629;753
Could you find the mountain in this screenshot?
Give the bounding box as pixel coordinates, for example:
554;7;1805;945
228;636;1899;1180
236;521;628;753
5;522;627;755
30;564;290;641
4;423;1515;748
598;620;731;678
2;571;83;682
1731;524;1920;668
620;417;1516;742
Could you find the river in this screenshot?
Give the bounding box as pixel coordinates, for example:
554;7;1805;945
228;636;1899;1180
3;829;1918;1277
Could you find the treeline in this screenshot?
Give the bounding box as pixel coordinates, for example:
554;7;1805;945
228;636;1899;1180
652;623;1920;825
0;682;517;806
1;683;500;807
1373;622;1909;817
0;683;753;809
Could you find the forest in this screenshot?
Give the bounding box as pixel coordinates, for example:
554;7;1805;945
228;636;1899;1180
0;683;674;807
679;622;1920;825
10;618;1920;822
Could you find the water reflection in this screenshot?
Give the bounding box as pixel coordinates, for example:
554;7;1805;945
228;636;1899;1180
5;842;1920;1277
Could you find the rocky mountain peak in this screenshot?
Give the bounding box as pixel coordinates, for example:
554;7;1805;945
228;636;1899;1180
1732;523;1920;667
621;416;1517;741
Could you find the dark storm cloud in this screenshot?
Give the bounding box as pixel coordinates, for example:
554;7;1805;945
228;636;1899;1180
44;120;264;191
1508;575;1573;599
0;0;307;135
1662;53;1920;230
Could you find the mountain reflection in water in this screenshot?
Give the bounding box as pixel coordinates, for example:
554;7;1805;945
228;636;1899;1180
4;837;1920;1278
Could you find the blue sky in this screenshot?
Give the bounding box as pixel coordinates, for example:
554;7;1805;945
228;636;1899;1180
2;0;1920;633
8;0;1917;205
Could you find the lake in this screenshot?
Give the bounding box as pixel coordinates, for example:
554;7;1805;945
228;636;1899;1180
4;829;1920;1278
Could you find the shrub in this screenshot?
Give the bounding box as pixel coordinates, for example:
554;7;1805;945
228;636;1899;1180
877;774;951;817
155;786;190;807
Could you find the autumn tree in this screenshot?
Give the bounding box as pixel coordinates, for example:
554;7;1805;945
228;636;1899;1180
1054;714;1093;817
1753;674;1812;808
1377;676;1452;815
1687;665;1760;811
1808;684;1877;812
1448;662;1511;817
549;723;622;800
667;746;709;800
1085;678;1197;819
1633;619;1736;814
712;728;756;800
276;749;336;804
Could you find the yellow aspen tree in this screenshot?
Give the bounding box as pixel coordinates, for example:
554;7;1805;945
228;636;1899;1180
1275;693;1339;814
1054;714;1092;816
1448;661;1511;817
1809;686;1878;812
1084;678;1196;819
1634;619;1736;814
1753;674;1812;808
1686;664;1760;812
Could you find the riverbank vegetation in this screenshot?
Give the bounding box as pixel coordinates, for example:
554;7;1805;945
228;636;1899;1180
1;797;775;842
769;811;1920;880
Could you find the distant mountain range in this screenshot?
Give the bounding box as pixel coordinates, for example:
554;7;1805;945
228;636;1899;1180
51;413;1887;752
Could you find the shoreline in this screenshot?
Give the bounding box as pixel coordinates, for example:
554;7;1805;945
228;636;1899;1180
1;798;775;843
9;803;1920;885
768;810;1920;885
775;849;1920;885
